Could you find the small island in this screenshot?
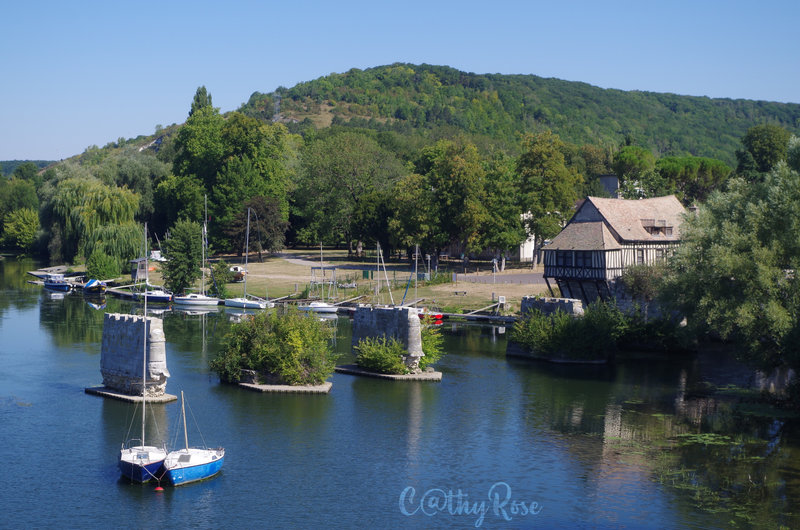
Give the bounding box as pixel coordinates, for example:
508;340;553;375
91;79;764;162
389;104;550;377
209;307;337;394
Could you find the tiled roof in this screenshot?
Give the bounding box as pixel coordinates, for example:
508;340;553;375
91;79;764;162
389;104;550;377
544;221;621;250
543;195;687;252
587;195;685;242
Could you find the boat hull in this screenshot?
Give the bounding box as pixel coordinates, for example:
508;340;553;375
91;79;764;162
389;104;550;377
83;279;106;295
174;294;221;306
44;282;71;292
224;298;266;310
163;449;225;486
135;291;172;303
299;302;338;314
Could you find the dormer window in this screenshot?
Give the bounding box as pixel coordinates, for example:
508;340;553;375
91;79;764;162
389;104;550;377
641;218;672;236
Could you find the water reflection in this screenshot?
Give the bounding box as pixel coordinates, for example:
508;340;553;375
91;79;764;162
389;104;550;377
101;396;170;451
3;255;800;527
506;345;800;527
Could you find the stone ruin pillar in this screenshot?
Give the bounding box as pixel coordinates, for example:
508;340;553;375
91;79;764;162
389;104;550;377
352;306;425;372
100;313;169;396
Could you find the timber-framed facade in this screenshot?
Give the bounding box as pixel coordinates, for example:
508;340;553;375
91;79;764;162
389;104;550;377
542;196;686;303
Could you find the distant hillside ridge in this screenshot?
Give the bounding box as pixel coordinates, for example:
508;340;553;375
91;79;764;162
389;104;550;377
1;160;53;176
238;63;800;164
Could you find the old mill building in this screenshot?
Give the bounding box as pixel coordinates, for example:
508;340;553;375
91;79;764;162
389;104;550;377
542;195;687;302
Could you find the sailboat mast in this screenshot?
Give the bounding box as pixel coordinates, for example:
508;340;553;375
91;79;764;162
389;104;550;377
181;390;189;451
319;241;324;301
414;244;418;307
142;222;148;446
202;196;207;295
243;208;251;299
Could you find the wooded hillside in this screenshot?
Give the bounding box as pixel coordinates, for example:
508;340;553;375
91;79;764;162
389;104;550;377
239;63;800;165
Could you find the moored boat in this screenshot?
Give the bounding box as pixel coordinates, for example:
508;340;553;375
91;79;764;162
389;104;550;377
174;293;221;306
224;297;268;310
174;218;220;307
135;289;172;303
43;273;71;292
224;208;271;310
119;223;167;483
83;278;107;295
161;391;224;486
298;301;338;314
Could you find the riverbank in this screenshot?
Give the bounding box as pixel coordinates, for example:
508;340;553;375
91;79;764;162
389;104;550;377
31;249;549;315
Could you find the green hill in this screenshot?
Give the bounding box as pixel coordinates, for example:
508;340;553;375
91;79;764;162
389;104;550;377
239;63;800;165
1;160;53;176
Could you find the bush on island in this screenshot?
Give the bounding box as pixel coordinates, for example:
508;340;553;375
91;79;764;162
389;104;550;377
354;316;445;374
510;301;627;361
419;315;444;370
355;336;410;375
210;306;337;385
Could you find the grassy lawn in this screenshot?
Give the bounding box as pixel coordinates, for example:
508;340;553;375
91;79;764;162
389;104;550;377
188;248;548;314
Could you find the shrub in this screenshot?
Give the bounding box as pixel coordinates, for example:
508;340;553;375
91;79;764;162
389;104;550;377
424;270;452;286
618;304;694;352
210;307;337;385
419;316;444;369
86;249;120;280
355;336;409;375
510;301;627;361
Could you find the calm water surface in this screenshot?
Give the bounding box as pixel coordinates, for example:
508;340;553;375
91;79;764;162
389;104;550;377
1;258;798;528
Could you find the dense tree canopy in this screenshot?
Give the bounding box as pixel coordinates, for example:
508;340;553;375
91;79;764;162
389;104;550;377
162;219;203;294
739;124;792;174
242;64;800;165
662;137;800;370
2;208;39;253
296;131;404;251
415;139;488;255
189;85;213;117
516;131;582;251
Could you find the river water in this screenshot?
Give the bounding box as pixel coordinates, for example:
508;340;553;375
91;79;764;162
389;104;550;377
1;257;798;528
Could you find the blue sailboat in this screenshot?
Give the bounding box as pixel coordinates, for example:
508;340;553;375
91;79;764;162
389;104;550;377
161;391;225;486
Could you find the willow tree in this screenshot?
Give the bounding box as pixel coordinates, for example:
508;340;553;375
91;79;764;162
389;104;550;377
48;177;139;263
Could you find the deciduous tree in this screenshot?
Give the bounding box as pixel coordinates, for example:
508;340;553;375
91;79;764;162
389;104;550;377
662;136;800;370
2;207;39;253
516;131;582;261
298;131;404;253
162;219;202;294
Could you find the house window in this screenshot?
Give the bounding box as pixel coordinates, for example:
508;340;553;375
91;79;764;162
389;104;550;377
636;249;644;264
665;227;673;236
655;249;665;261
557;251;573;267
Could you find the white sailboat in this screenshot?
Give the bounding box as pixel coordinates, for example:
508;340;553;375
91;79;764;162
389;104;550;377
161;391;225;486
299;243;338;314
174;218;220;307
224;208;269;310
119;224;167;483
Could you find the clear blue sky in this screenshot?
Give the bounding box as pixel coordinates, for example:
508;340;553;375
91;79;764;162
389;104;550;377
2;0;797;161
